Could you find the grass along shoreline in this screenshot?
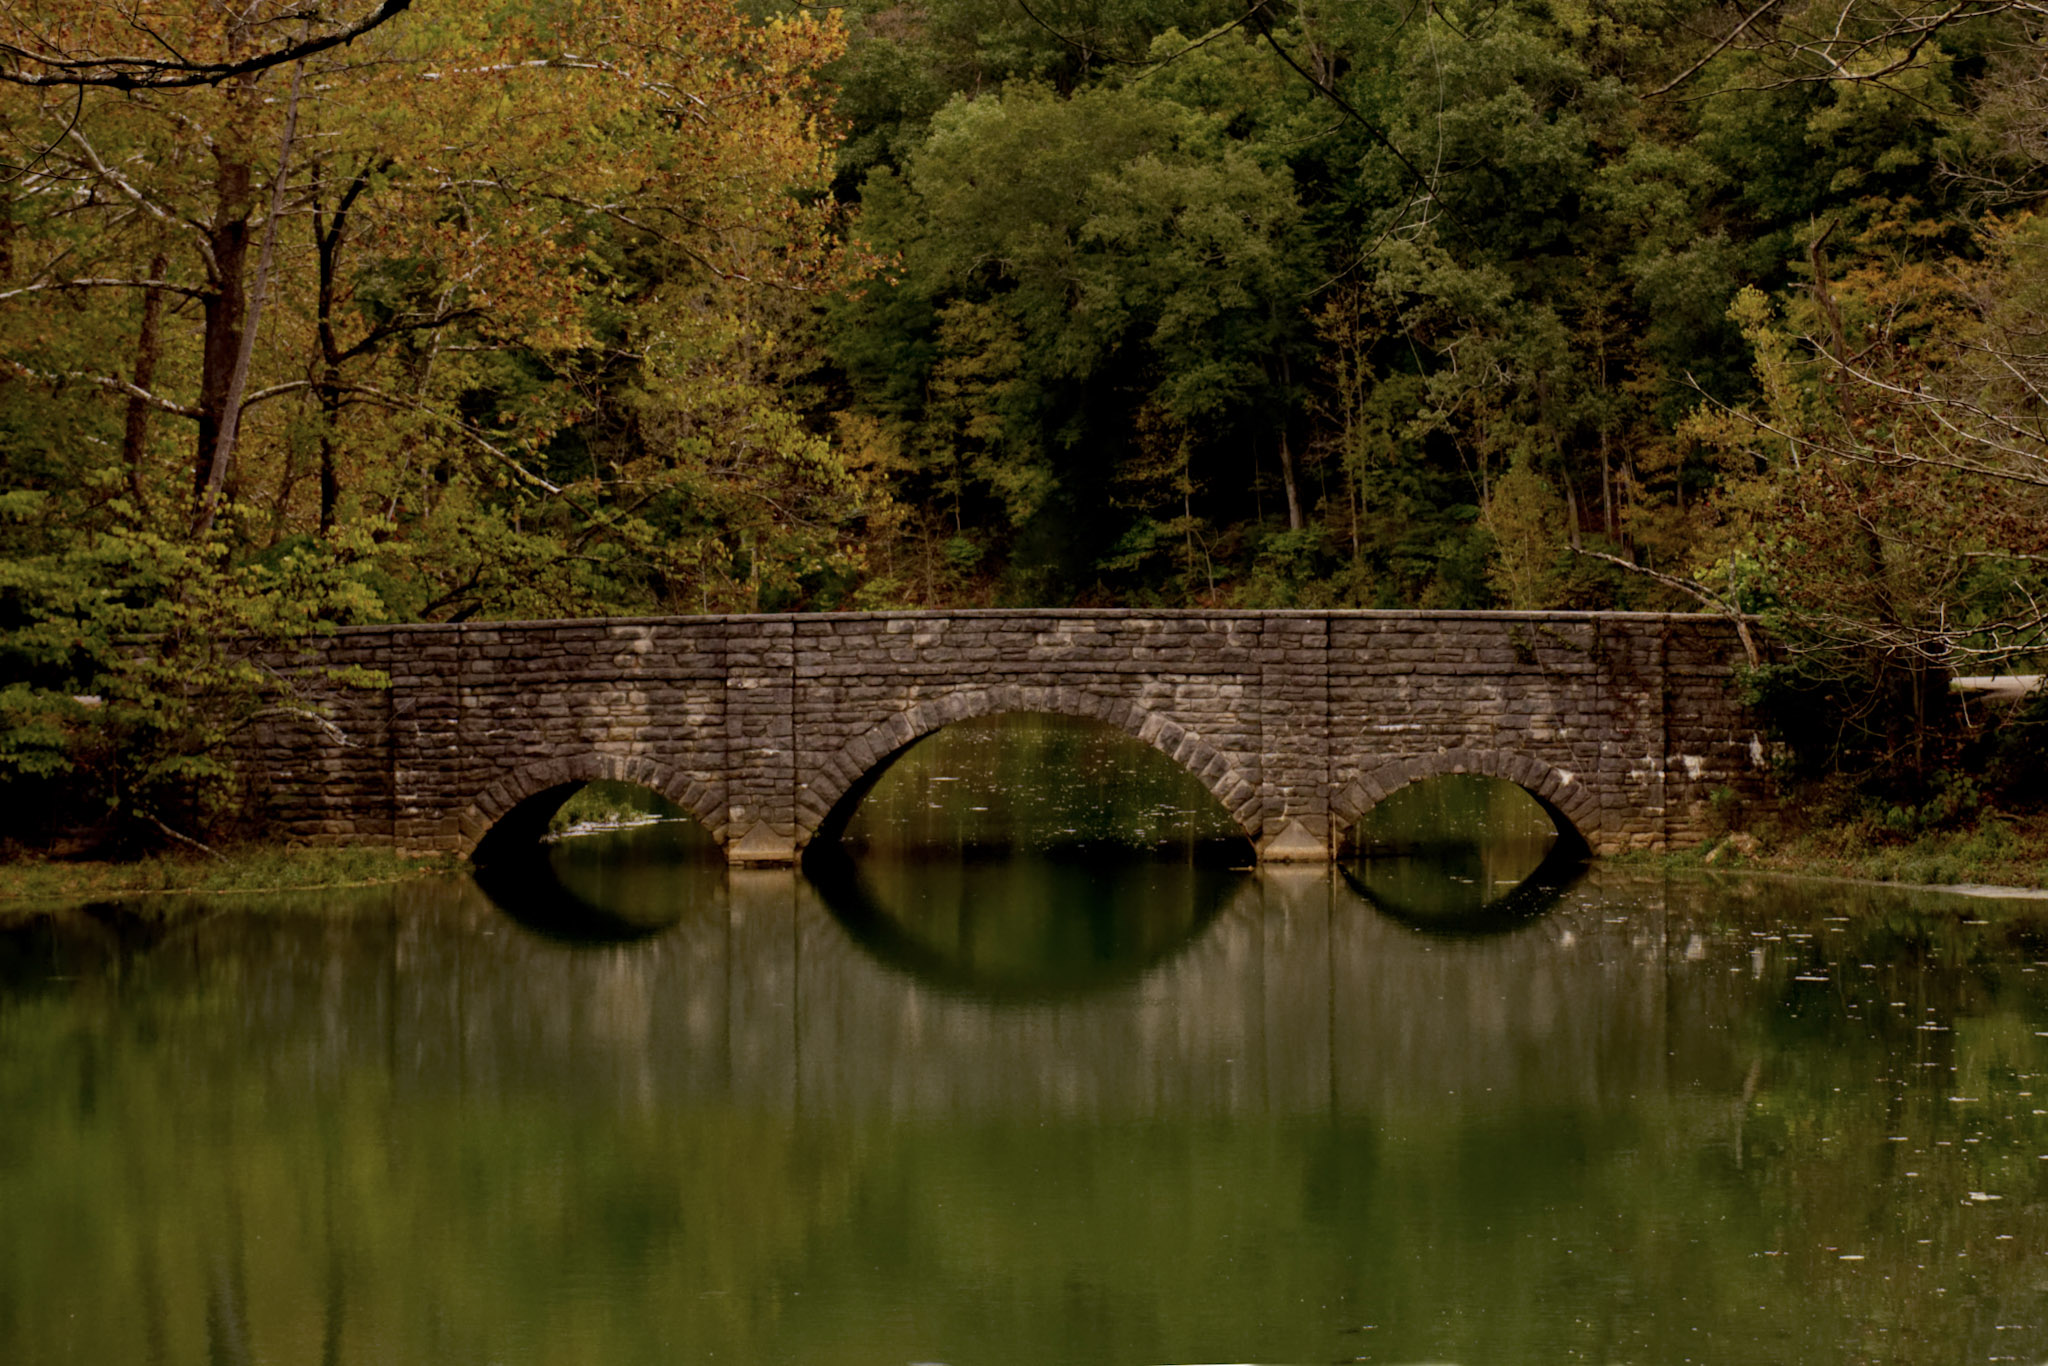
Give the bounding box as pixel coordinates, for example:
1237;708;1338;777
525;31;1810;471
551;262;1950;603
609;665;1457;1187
1624;809;2048;894
0;785;683;915
0;845;462;913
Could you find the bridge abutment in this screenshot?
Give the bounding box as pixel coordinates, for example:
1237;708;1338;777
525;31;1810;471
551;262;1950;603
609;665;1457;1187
244;610;1774;863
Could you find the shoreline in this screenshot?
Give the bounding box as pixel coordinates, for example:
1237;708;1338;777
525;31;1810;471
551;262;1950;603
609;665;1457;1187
0;846;461;914
1616;817;2048;903
8;833;2048;919
1656;860;2048;903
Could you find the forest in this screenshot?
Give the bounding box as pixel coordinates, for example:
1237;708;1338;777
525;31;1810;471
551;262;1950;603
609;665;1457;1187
4;0;2048;850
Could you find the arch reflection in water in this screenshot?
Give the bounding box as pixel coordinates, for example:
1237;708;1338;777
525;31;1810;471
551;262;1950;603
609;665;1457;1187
1345;774;1587;935
474;781;726;945
806;848;1246;998
811;712;1256;996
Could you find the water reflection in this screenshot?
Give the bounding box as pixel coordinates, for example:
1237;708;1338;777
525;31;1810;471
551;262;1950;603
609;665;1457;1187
1344;773;1584;934
805;847;1243;998
1342;840;1586;936
478;818;724;946
4;866;2048;1365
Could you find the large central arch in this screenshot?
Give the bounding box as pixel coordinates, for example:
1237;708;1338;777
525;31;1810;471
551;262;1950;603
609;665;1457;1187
794;686;1263;854
1331;748;1605;856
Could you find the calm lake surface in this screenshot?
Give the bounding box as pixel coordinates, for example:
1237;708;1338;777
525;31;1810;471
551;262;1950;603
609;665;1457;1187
4;719;2048;1365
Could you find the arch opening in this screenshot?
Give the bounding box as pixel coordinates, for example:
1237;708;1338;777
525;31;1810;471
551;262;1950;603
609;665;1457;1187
799;690;1261;857
473;780;724;945
1342;774;1587;936
802;711;1253;995
810;711;1256;865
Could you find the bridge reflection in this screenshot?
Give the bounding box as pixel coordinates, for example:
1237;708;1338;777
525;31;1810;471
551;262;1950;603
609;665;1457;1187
399;864;1694;1118
1341;842;1587;937
5;861;1769;1126
473;846;707;946
473;816;1582;983
801;847;1244;998
455;834;1653;1127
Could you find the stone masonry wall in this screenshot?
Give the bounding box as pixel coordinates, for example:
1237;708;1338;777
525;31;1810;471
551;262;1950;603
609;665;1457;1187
243;610;1772;861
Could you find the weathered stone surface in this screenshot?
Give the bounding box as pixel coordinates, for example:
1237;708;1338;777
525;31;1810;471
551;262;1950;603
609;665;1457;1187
241;610;1774;862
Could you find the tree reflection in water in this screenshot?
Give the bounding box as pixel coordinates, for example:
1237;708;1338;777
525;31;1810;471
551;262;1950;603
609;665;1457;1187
8;857;2048;1366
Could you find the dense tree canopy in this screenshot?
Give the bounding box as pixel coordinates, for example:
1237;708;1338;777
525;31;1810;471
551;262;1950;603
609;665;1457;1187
5;0;2048;844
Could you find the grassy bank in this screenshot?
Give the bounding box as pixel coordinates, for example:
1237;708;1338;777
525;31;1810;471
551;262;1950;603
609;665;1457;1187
1640;810;2048;892
0;845;461;913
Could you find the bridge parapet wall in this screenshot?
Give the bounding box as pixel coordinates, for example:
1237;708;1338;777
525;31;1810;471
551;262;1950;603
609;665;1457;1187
245;610;1771;862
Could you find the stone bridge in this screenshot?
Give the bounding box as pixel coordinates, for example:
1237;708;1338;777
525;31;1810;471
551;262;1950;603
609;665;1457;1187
248;609;1773;863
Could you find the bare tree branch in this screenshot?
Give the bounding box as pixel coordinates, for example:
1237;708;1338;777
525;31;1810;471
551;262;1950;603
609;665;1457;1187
328;381;567;495
1654;0;2048;96
0;1;414;91
1;358;203;417
0;276;205;302
1646;0;1789;98
1573;547;1763;666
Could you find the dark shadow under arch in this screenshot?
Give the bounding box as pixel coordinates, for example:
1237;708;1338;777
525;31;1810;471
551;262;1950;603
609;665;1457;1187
472;803;727;946
473;852;690;946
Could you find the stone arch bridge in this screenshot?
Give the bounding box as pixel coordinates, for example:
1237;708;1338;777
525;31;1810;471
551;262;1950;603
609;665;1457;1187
248;609;1772;863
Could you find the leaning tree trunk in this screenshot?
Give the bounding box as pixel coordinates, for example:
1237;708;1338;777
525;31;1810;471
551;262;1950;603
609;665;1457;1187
192;136;254;508
192;59;306;537
314;168;375;533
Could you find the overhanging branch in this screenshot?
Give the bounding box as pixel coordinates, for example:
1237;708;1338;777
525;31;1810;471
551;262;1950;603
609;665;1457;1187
1;1;414;91
1574;547;1762;667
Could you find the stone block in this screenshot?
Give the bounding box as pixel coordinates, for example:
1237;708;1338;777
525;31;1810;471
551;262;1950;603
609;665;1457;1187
247;608;1768;859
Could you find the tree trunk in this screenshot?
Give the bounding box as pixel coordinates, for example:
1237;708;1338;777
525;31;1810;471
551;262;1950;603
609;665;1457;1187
1557;433;1582;552
1597;334;1615;538
1276;353;1302;531
1346;449;1361;560
121;252;169;507
192;156;253;504
1278;427;1304;532
316;192;346;531
1599;426;1614;538
194;57;307;537
313;167;376;532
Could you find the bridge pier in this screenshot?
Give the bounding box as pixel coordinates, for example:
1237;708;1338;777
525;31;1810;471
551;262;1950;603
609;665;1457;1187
244;609;1774;863
727;825;800;865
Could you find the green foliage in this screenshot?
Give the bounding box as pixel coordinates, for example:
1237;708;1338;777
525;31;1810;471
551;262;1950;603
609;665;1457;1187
0;502;387;853
1482;458;1570;608
835;76;1314;599
820;0;1973;607
7;0;2046;851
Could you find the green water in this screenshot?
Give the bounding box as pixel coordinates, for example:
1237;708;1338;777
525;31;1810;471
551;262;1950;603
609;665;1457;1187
4;720;2048;1364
